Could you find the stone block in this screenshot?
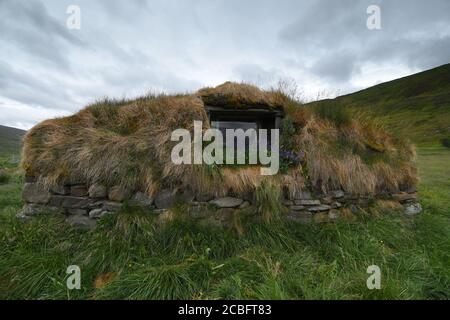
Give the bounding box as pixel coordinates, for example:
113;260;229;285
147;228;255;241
71;185;88;197
49;195;93;209
404;202;422;216
306;205;331;212
294;199;321;206
210;197;243;208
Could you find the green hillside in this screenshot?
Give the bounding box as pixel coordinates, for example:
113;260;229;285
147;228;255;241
306;64;450;146
0;125;25;155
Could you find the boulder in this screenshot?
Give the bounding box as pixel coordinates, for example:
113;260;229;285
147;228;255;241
108;185;131;202
404;203;422;216
22;183;51;204
210;197;243;208
88;184;107;198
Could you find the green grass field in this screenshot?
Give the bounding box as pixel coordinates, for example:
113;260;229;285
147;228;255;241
0;147;448;299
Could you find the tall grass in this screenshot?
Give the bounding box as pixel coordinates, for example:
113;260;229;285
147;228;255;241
2;143;449;300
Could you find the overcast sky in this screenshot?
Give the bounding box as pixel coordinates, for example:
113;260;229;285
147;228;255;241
1;0;449;129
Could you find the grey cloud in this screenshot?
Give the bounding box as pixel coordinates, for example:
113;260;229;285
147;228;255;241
279;0;450;81
0;0;84;69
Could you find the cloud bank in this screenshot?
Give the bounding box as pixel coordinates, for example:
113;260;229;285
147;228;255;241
0;0;449;129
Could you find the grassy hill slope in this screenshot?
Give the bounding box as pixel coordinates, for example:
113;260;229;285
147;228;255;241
306;64;450;146
0;125;25;155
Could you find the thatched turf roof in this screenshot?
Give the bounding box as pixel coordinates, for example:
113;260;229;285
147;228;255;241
21;82;418;199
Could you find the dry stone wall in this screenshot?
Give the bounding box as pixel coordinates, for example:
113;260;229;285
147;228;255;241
18;176;422;229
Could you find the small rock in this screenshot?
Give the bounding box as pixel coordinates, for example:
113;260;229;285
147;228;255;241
88;183;107;198
307;205;331;212
295;199;321;206
329;190;345;198
290;205;305;211
321;197;333;205
331;202;342;209
102;201;123;212
108;185;131;202
131;192;153;207
282;199;294;206
89;208;106;219
22;183;51;204
154;189;177;209
70;185;88;197
210;197;243;208
328;209;340;220
404;203;422;216
349;204;359;214
18;203;43;217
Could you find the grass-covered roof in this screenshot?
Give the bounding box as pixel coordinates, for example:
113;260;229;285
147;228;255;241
21;82;418;199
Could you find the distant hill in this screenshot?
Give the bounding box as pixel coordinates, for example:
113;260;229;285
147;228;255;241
0;125;26;155
306;63;450;146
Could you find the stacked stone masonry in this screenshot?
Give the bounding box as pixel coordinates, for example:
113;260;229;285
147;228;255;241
18;178;422;229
